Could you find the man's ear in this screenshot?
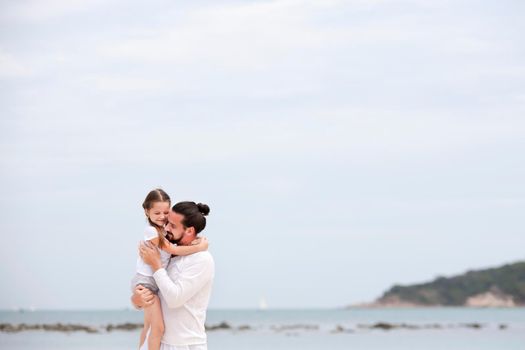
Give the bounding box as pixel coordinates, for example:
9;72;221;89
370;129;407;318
185;227;196;235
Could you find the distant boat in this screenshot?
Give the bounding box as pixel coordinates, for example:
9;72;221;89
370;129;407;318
259;297;268;311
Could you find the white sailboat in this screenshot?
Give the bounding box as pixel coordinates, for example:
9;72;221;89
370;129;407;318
259;297;268;311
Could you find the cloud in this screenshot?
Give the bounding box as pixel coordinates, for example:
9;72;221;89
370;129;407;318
98;1;325;69
96;0;497;68
0;50;32;78
0;0;107;22
80;75;169;92
86;0;519;112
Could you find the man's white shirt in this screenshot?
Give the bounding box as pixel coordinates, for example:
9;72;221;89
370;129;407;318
153;251;215;347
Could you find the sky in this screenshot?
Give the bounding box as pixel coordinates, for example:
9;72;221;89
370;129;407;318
0;0;524;310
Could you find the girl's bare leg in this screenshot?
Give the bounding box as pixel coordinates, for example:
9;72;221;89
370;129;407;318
139;311;151;349
146;295;164;350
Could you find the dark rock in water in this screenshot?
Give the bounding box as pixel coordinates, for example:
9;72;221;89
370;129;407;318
499;324;508;330
84;326;99;333
358;323;427;331
355;322;490;331
205;321;232;331
332;325;345;333
106;323;144;332
423;324;442;329
331;325;353;334
0;323;19;332
271;324;319;332
366;322;396;330
403;323;421;330
0;323;99;333
461;323;483;329
45;323;99;333
237;325;251;331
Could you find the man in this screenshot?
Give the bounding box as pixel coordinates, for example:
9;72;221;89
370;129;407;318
132;201;215;350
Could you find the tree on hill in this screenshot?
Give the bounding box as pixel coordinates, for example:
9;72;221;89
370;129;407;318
378;261;525;306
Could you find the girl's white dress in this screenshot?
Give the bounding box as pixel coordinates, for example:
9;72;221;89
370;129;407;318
131;225;172;293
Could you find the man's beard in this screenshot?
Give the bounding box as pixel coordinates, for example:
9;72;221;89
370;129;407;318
165;231;181;245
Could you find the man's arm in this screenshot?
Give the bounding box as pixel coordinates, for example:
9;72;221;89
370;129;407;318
153;255;214;309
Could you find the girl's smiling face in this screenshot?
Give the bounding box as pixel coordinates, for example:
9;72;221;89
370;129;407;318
145;201;170;227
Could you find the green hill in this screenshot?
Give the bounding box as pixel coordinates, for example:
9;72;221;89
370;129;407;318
376;261;525;306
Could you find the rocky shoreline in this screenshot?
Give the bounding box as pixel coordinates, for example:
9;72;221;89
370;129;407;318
352;291;524;308
0;321;509;334
0;322;251;334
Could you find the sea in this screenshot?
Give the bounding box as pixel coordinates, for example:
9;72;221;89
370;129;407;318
1;308;524;350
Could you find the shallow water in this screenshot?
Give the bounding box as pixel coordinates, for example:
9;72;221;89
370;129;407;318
1;308;524;350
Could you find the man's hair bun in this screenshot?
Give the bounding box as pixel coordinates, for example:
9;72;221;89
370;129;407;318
197;203;210;216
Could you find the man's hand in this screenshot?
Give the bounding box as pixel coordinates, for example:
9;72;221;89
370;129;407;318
131;285;155;308
139;241;162;271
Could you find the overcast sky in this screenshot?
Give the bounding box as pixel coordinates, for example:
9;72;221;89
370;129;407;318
1;0;524;310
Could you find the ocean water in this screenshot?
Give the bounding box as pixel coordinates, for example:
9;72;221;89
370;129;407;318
1;308;524;350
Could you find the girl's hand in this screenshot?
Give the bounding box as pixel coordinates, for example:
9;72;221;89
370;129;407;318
191;237;209;251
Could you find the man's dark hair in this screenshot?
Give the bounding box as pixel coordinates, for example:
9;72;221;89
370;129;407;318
172;201;210;234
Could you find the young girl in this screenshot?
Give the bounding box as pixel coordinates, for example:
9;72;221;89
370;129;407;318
132;189;208;350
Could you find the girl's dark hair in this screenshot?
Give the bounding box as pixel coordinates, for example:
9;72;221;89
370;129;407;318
142;188;171;248
172;201;210;234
